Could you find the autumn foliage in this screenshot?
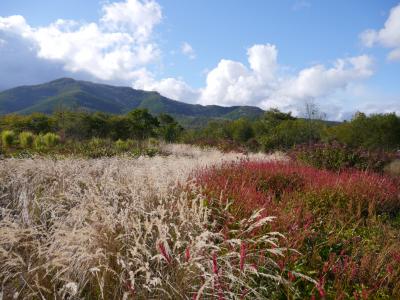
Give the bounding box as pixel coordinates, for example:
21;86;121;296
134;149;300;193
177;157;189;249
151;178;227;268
195;160;400;298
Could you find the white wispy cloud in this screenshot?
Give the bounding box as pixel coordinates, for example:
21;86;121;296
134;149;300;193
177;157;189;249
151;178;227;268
181;42;196;59
360;3;400;61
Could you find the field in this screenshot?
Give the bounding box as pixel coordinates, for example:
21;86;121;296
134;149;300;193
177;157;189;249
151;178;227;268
0;144;399;299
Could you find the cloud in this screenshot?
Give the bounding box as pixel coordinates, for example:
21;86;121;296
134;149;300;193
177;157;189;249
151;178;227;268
360;3;400;61
0;0;162;85
101;0;162;42
181;42;196;59
133;68;199;102
0;31;93;90
0;1;391;120
137;43;374;119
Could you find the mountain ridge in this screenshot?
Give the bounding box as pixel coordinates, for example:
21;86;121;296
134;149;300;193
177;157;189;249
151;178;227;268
0;78;265;127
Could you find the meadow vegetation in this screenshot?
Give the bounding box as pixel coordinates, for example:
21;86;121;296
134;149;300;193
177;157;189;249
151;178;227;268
0;146;298;299
0;108;400;299
195;160;400;298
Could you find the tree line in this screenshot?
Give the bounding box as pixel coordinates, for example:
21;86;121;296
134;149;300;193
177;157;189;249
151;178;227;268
0;109;183;143
183;109;400;151
1;108;399;151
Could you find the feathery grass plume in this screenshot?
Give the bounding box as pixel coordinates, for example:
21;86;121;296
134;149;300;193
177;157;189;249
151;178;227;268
0;147;294;299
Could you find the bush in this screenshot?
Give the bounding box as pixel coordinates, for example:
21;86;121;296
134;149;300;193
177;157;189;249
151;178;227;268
34;134;46;150
19;131;35;148
290;143;399;172
115;139;129;152
1;130;15;148
43;132;60;147
80;138;117;158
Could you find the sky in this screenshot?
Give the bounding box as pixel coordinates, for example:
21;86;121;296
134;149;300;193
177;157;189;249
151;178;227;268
0;0;399;120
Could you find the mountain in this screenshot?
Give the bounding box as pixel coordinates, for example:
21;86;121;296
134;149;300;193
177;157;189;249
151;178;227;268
0;78;264;127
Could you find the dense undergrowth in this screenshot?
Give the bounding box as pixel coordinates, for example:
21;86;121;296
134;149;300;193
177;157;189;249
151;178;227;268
0;136;162;159
290;143;400;174
194;160;400;298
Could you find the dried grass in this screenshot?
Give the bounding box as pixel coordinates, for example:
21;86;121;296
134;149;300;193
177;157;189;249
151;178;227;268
0;145;293;299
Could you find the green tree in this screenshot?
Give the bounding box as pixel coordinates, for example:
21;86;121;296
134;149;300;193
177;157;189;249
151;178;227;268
231;118;254;143
126;109;159;140
88;112;110;138
157;114;183;142
253;108;295;137
324;112;400;150
261;119;323;151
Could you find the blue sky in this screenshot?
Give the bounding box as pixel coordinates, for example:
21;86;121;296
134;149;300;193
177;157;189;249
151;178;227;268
0;0;399;119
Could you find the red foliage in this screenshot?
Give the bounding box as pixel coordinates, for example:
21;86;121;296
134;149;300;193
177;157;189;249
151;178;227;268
195;161;399;219
194;160;400;297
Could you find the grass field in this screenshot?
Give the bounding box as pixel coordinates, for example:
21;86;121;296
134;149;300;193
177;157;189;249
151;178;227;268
0;145;399;299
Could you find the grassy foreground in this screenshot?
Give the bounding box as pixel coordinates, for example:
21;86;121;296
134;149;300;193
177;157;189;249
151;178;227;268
0;145;295;299
0;145;399;299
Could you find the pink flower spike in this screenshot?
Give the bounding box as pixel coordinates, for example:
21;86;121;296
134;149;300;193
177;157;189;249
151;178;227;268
158;242;172;264
185;246;191;262
212;252;219;275
240;242;247;272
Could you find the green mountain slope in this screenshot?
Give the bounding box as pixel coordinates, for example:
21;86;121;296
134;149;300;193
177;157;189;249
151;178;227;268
0;78;264;125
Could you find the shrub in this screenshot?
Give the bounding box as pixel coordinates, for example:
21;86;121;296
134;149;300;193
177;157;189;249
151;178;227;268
43;132;60;147
19;131;35;148
1;130;15;148
81;138;117;158
290;142;398;172
115;139;129;152
33;134;46;150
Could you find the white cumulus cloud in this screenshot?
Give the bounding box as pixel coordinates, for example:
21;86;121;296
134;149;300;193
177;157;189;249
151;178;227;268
133;68;199;102
360;3;400;61
141;43;374;119
0;0;162;83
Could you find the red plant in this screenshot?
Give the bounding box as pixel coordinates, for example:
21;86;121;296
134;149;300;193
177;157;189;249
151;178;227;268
194;160;400;298
158;242;172;264
185;246;191;262
240;242;247;272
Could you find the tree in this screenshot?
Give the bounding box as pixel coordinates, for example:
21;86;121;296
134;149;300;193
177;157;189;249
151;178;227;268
324;112;400;150
231;118;254;143
253;108;295;137
303;100;326;144
157;114;183;142
126;109;159;140
88;112;110;138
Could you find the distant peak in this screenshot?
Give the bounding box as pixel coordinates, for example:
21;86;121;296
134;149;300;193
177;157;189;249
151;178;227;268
50;78;77;84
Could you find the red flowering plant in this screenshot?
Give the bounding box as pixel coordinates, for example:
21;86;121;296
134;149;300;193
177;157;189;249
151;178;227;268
194;160;400;298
